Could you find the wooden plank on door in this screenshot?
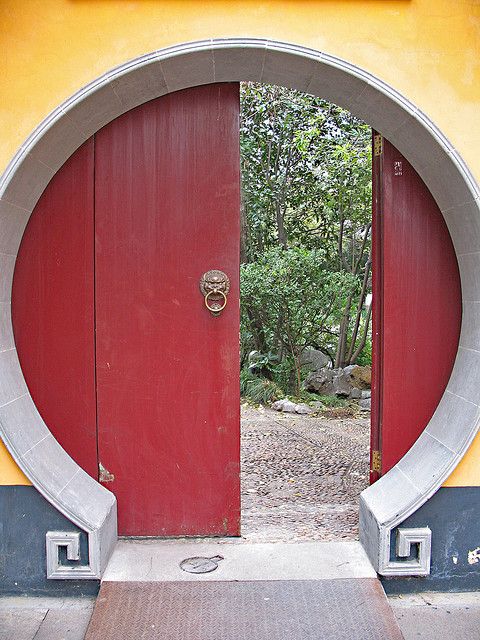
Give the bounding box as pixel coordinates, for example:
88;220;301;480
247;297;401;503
371;134;461;477
12;139;97;478
94;84;241;536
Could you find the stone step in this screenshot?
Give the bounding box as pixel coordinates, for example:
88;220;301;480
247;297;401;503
102;539;377;582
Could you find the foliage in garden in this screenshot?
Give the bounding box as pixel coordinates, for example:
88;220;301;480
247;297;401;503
240;83;372;397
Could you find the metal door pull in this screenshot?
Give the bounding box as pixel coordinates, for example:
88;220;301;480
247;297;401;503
199;270;230;316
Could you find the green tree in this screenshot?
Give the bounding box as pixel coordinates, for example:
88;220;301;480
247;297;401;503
241;247;356;396
240;83;372;380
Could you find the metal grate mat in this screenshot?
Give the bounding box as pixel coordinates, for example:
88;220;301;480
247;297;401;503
85;579;403;640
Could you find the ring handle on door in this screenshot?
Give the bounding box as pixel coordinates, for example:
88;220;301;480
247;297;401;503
200;270;230;316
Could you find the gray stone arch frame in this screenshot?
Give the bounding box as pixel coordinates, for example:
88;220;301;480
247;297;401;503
1;39;479;580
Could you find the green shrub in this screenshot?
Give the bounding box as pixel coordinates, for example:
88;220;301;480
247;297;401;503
315;394;349;408
240;368;284;405
241;247;357;396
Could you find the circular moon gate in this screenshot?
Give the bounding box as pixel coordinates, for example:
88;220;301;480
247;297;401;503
0;39;479;579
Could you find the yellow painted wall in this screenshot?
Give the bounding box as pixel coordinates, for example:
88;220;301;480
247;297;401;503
444;434;480;487
0;446;30;485
1;0;479;486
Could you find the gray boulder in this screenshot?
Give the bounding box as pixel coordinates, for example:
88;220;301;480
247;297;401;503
347;365;371;389
359;397;371;411
271;398;312;414
303;368;335;394
304;364;372;398
300;347;330;372
295;403;313;415
332;368;352;397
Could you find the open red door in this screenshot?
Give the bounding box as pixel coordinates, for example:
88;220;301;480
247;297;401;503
371;133;461;482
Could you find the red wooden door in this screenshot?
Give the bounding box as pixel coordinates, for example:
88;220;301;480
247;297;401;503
371;133;462;481
13;84;240;537
12;139;97;478
94;84;241;536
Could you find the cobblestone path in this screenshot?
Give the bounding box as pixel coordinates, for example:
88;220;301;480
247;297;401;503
241;404;370;542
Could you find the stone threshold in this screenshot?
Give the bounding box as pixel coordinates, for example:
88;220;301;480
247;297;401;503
102;538;376;582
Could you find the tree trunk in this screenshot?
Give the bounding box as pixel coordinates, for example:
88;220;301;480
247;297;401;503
275;201;288;249
240;198;249;263
346;256;372;363
350;304;372;364
335;293;353;368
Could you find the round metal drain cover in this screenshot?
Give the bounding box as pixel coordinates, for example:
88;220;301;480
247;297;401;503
180;555;224;574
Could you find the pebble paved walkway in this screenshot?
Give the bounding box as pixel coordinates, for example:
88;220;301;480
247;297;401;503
241;404;370;542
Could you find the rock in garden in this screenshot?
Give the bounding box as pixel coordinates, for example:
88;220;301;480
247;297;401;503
347;365;371;389
300;347;330;372
332;368;352;397
295;403;312;415
271;399;298;413
271;398;312;414
359;397;371;411
303;368;334;394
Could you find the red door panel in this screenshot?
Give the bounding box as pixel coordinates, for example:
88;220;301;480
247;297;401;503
94;84;241;536
371;134;462;478
11;139;97;478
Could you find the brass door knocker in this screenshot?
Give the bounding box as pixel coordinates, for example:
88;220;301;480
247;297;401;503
199;270;230;316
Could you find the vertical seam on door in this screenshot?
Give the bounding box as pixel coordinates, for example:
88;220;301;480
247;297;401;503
93;134;100;482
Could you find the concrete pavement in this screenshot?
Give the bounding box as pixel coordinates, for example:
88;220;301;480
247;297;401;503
2;589;480;639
